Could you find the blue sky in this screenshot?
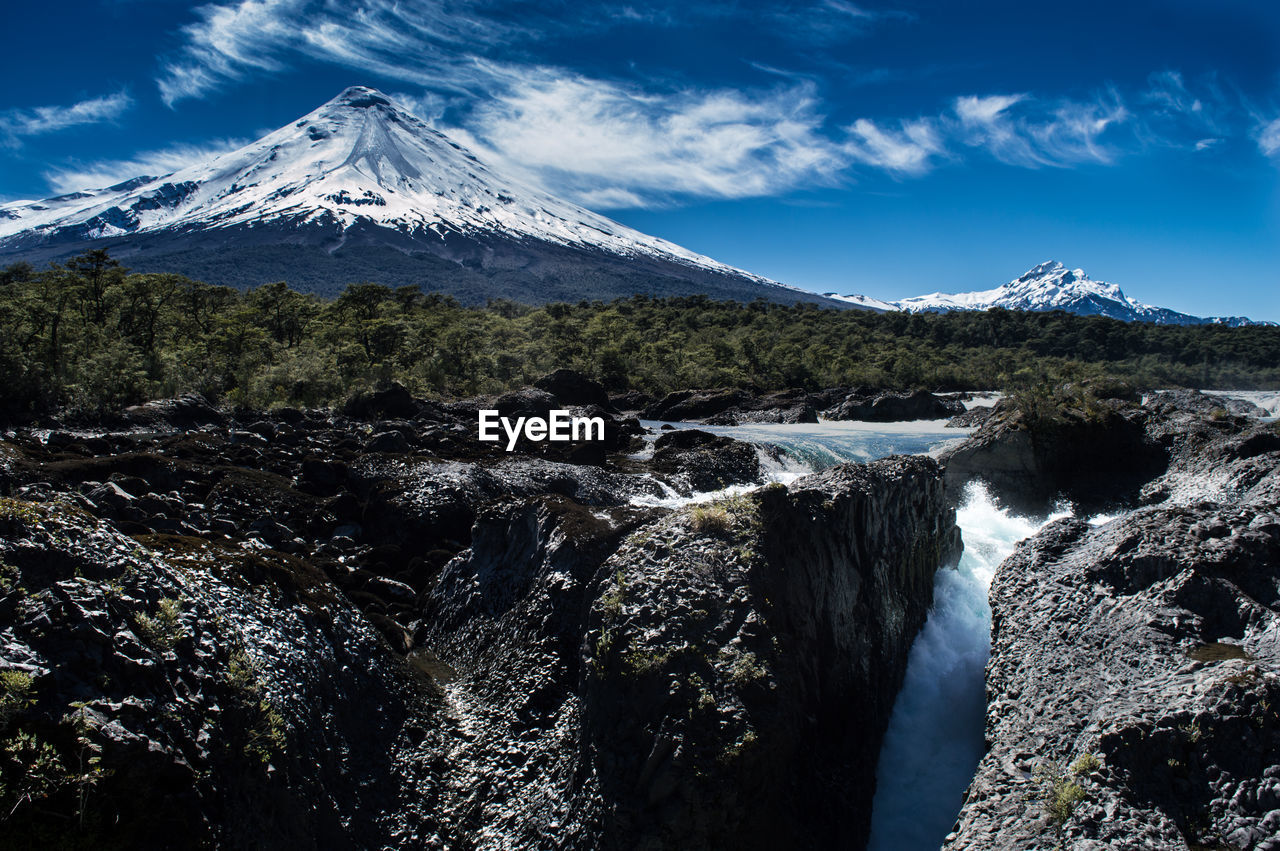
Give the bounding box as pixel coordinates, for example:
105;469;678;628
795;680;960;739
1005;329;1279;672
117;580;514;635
2;0;1279;319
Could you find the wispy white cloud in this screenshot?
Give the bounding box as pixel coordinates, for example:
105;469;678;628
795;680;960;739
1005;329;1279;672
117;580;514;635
766;0;914;44
445;75;850;206
158;0;554;106
158;0;302;106
1136;70;1237;154
843;117;944;175
0;91;134;143
1258;117;1280;158
42;139;247;194
1144;71;1205;117
951;91;1128;167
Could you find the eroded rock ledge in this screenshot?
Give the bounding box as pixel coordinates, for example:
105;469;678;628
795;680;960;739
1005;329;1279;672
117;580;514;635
945;401;1280;850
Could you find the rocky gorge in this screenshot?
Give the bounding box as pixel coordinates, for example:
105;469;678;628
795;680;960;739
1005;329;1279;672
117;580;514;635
0;374;1277;850
0;374;962;849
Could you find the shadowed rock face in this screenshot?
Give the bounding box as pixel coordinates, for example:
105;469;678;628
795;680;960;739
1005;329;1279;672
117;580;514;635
944;408;1280;850
939;395;1169;515
583;456;961;850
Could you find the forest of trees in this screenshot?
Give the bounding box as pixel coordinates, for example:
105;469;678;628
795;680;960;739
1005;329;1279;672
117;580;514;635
2;250;1278;419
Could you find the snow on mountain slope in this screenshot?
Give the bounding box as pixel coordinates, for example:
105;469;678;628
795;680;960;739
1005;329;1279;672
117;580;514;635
833;261;1265;326
0;86;792;292
821;292;899;312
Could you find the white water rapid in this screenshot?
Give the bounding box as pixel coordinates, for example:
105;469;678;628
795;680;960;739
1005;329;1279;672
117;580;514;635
866;483;1069;850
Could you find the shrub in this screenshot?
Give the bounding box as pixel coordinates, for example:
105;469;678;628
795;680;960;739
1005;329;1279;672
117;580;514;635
0;670;35;731
134;597;187;650
599;569;627;618
1071;753;1101;775
0;730;68;815
1031;760;1089;826
223;645;286;764
1047;778;1087;824
726;651;768;686
690;505;732;533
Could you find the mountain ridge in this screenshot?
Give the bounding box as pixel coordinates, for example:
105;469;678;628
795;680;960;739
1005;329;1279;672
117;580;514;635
826;261;1267;326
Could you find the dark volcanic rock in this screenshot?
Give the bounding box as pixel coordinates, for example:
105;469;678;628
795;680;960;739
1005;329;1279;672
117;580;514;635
642;389;753;422
0;497;428;848
940;395;1169;514
946;405;998;428
405;455;960;849
534;369;613;410
340;382;421;419
649;428;769;493
946;416;1280;850
825;388;965;422
123;392;225;428
0;386;965;850
584;457;962;850
357;455;667;563
412;496;662;846
642;388;818;425
609;390;652;413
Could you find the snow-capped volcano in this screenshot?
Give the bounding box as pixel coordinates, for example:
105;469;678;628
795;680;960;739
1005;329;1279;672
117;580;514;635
827;261;1263;325
0;87;826;305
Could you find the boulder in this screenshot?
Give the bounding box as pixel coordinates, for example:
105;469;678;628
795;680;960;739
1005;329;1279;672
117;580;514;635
642;389;752;422
365;430;411;454
608;390;652;412
825;389;965;422
533;369;613;410
649;428;767;493
340;382;420;420
123;393;224;428
940;395;1168;514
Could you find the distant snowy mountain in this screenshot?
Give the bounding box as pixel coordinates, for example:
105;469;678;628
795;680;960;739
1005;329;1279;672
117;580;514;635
828;261;1265;326
0;87;834;306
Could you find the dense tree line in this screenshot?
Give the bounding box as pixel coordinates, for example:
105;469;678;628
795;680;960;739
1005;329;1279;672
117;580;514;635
1;250;1277;418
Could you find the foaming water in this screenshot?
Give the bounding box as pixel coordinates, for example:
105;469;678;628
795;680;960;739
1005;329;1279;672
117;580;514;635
628;419;970;507
866;483;1069;851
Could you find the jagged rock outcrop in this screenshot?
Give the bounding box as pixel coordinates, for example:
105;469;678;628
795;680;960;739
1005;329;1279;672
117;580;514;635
583;457;961;850
408;496;662;846
647;429;774;494
946;415;1280;850
940;392;1169;514
394;455;960;849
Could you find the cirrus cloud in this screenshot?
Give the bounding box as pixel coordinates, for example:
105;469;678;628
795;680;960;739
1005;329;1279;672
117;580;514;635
1;91;134;146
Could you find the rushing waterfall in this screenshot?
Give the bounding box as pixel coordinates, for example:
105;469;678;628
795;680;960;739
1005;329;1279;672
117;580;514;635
866;484;1069;850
